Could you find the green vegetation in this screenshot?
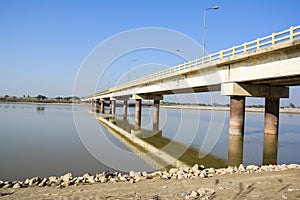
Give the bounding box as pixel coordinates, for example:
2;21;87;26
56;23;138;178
0;95;81;104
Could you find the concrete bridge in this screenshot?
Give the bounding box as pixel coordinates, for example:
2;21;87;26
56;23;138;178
85;25;300;137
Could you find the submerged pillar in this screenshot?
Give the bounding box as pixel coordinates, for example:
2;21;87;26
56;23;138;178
229;96;245;135
110;100;116;115
153;99;160;131
228;135;244;166
263;133;278;165
264;98;279;135
135;99;142;129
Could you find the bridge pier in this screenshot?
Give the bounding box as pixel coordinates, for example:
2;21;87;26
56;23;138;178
110;99;116;115
100;100;105;114
229;96;245;136
135;99;142;129
153;99;160;131
264;98;279;135
123;100;128;119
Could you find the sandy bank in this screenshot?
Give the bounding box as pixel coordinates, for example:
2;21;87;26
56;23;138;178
1;164;299;200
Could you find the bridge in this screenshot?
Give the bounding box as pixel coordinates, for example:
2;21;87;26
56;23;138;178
84;25;300;137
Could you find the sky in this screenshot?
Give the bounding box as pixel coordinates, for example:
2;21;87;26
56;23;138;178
0;0;299;105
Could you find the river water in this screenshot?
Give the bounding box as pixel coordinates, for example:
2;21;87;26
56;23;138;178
0;103;299;181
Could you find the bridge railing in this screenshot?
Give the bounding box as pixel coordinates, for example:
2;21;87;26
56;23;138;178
103;25;300;95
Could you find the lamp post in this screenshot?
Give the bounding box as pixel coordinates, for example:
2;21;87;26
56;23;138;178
203;6;219;57
129;59;137;82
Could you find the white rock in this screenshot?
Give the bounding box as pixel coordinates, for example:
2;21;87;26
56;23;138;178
190;190;198;197
61;173;72;182
191;164;199;172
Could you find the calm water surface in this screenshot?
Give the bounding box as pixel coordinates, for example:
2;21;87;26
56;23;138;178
0;103;299;181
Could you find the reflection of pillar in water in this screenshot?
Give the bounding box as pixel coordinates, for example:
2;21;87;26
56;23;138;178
100;100;105;114
263;133;278;165
110;100;116;115
123;100;128;120
135;99;142;130
95;99;100;113
228;134;244;167
109;116;116;123
153;99;160;131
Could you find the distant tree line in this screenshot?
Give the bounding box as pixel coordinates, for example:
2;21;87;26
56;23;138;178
0;95;81;104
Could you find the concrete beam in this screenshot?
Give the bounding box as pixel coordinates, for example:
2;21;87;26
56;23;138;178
132;94;163;100
221;82;289;98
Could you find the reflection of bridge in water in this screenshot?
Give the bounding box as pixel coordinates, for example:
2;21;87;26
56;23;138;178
97;115;227;169
95;112;279;169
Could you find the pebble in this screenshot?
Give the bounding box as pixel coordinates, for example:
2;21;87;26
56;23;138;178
0;163;299;189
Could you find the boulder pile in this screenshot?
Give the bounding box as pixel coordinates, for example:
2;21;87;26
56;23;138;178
0;163;299;189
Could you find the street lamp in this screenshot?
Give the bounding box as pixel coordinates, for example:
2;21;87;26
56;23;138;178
129;59;137;82
203;6;219;57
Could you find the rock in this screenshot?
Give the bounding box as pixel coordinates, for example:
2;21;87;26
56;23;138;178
142;171;148;177
12;182;21;188
199;172;206;178
208;168;216;174
129;171;135;177
161;185;168;189
191;164;199;172
48;176;58;184
0;180;4;188
287;164;300;169
61;173;72;182
38;178;48;187
197;188;215;198
3;181;13;189
169;168;178;174
226;166;234;174
29;177;41;186
190;190;198;197
183;167;190;173
239;164;245;172
129;179;135;183
83;173;94;183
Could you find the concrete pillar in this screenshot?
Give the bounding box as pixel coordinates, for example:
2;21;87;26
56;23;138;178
110;100;116;115
229;96;245;135
263;134;278;165
100;100;105;114
95;99;100;113
264;98;279;135
135;99;142;129
228;135;244;166
153;99;160;131
123;100;128;119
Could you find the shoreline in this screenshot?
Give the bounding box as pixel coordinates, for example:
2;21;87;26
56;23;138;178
161;105;300;114
1;164;299;199
1;102;300;114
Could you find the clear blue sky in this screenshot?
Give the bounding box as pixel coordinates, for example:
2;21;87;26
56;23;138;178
0;0;299;105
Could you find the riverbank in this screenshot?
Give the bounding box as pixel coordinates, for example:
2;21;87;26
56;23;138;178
1;164;299;199
161;105;300;114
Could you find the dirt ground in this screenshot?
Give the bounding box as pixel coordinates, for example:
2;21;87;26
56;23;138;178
1;169;300;200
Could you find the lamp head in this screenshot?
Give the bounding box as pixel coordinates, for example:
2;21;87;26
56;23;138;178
213;6;219;9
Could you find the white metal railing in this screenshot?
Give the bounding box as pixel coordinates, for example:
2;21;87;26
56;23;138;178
95;25;300;97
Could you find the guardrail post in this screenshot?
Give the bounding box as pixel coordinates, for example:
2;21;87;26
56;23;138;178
272;33;276;45
232;46;236;56
244;42;247;53
257;38;260;50
209;54;212;62
189;61;192;69
220;50;224;59
290;26;294;40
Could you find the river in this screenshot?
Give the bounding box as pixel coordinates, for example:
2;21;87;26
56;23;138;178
0;103;299;181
